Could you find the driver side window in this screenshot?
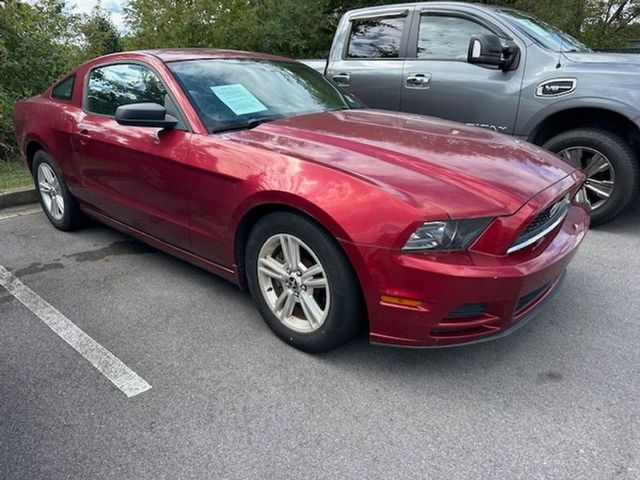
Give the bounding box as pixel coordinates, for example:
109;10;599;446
86;63;167;116
418;15;493;60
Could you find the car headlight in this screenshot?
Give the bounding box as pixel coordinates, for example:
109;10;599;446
403;218;493;252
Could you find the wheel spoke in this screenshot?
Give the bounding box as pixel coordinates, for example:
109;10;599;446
274;289;288;312
585;182;612;199
39;181;52;193
561;148;582;167
585;153;610;176
258;256;287;280
279;292;296;320
279;234;300;269
300;292;324;329
41;193;52;212
304;276;327;289
42;165;55;183
576;186;590;207
300;264;322;281
55;195;65;214
49;196;59;216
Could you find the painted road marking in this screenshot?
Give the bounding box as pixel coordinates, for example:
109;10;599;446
0;265;151;398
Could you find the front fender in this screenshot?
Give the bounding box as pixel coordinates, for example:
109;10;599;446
518;96;640;140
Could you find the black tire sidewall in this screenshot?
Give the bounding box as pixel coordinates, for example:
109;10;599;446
32;150;80;231
543;128;639;226
245;212;363;353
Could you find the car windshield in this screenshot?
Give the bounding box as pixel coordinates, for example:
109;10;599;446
168;59;355;133
499;9;590;53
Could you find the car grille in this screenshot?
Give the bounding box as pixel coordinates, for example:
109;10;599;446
507;194;570;254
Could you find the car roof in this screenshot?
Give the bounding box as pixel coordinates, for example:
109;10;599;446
139;48;297;64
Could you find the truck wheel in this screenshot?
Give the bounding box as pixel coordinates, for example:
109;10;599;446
245;212;364;353
543;128;639;226
33;150;84;231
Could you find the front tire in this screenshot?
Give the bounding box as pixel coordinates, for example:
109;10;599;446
543;128;639;226
245;212;364;353
33;150;84;231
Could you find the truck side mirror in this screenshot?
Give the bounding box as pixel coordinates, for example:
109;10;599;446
467;34;519;71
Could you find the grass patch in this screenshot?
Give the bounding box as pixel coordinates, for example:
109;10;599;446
0;159;33;190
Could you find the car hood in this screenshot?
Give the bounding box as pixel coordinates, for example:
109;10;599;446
227;110;576;218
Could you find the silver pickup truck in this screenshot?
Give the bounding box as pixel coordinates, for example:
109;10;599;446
302;1;640;225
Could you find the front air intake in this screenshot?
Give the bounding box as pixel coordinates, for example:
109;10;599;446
507;194;570;254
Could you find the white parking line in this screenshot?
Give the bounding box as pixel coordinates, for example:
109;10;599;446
0;265;151;398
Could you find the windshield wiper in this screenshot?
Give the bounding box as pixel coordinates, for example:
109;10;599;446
212;116;282;134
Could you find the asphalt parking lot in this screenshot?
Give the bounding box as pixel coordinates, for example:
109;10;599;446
1;203;639;480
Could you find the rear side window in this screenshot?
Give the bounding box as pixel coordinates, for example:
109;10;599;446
347;16;406;59
86;63;167;116
52;75;75;101
418;16;493;60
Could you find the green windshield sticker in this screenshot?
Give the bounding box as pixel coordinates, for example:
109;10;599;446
209;84;268;116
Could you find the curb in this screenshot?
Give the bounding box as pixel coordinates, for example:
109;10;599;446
0;186;38;209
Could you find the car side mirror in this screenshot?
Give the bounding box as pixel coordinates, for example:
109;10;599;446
467;34;519;71
115;103;178;129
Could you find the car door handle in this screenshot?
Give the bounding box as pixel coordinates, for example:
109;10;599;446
406;73;431;88
332;73;351;86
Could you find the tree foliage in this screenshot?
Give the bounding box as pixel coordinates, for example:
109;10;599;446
478;0;640;48
0;0;120;160
81;5;123;58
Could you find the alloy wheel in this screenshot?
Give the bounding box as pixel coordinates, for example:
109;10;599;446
559;146;615;211
37;163;65;220
257;234;330;334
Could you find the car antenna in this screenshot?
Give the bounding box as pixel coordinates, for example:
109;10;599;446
556;37;564;69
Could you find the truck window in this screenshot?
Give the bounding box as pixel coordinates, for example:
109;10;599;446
418;16;492;60
347;16;406;59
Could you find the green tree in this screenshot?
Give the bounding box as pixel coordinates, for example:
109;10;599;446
0;0;123;161
81;4;123;58
478;0;640;48
123;0;390;57
0;0;82;161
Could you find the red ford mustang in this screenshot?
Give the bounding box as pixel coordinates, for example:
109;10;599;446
13;49;589;352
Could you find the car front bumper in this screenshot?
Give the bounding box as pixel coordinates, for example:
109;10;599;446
344;202;589;348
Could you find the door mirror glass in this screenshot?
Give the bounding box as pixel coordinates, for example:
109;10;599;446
467;33;520;70
115;103;178;129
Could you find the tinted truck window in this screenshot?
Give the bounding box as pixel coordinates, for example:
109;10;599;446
418;16;492;60
347;16;405;59
86;63;166;116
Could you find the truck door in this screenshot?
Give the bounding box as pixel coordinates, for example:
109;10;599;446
326;9;410;111
401;10;524;134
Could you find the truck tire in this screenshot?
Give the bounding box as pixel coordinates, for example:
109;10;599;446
543;128;639;226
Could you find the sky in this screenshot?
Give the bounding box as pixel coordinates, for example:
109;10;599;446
70;0;128;32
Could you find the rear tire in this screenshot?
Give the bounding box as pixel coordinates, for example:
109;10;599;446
543;128;639;226
33;150;84;231
245;212;364;353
